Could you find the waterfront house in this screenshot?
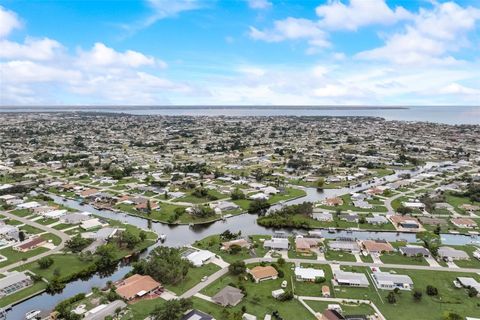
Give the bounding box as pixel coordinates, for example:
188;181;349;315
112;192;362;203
451;218;477;229
438;246;470;261
328;241;360;254
0;271;33;298
115;274;162;301
362;240;394;255
399;245;431;257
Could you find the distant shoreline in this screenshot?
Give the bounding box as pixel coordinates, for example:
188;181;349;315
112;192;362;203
0;105;410;111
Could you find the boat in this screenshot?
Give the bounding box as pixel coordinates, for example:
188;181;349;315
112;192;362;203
159;234;167;241
25;310;41;320
327;227;336;234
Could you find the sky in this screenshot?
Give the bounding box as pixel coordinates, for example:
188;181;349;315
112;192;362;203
0;0;479;106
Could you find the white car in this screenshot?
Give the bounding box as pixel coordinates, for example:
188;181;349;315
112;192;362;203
201;276;208;282
281;280;288;288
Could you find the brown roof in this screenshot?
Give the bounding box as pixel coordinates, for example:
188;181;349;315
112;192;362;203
451;218;477;226
249;266;278;281
325;197;343;206
80;188;99;197
17;237;45;250
322;285;330;294
390;215;420;224
115;274;161;300
295;238;319;250
222;239;250;250
322;309;344;320
362;240;394;253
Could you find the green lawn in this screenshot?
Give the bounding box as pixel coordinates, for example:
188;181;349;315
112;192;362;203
379;252;429;266
10;209;32;217
448;245;480;268
445;192;480;215
35;217;59;225
324;250;356;262
123;298;164;319
19;224;44;235
193;234;254;263
0;246;50;268
15;254;96;281
165;263;221;295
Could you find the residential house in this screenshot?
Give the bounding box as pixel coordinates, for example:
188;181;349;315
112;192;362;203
115;274;162;301
181;310;215;320
372;271;413;290
184;250;216;267
313;211;333;222
295;237;320;254
451;218;477;229
339;213;359;223
249;266;278;283
328;241;360;253
294;267;325;282
390;215;422;230
322;285;331;298
13;236;46;252
60;212;91;224
456;277;480;295
263;237;290;251
325;197;343;206
0;271;33;298
84;300;127;320
366;215;388;225
399;245;431;257
362;240;394;255
333;270;369;287
221;238;250;251
212;286;244;307
0;222;19;241
438;246;470;261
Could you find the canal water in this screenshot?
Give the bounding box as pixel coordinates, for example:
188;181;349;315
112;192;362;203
6;162;478;319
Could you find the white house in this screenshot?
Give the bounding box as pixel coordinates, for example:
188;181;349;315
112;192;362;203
294;267;325;282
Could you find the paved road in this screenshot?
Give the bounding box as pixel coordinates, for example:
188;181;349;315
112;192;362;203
0;210;71;273
244;257;480;273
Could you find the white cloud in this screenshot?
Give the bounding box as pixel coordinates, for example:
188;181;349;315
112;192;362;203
0;37;62;61
247;0;272;10
76;42;165;68
439;83;480;95
316;0;412;31
249;17;329;49
0;5;21;38
1;60;81;83
357;2;480;65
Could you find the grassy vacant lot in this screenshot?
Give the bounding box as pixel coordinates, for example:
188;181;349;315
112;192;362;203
334;266;480;320
10;209;32;217
173;189;229;204
0;246;50;268
165;263;221;295
16;254;95;282
124;298;164;319
324;249;356;262
379;252;429;266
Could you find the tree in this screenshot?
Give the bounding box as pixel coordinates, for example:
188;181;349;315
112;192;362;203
117;230;140;249
413;290;422;301
66;235;92;253
95;244;117;271
147;200;152;215
37;256;54;269
277;257;285;267
248;199;270;214
139;231;147;242
228;260;246;275
19;230;26;242
132;247;190;285
386;291;397;304
231;188;245;200
426;285;438;296
150;298;192;320
316;178;325;191
467;286;478;297
229;244;242;255
443;312;462;320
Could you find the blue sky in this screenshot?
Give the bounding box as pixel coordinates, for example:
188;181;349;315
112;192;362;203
0;0;479;105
